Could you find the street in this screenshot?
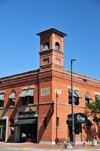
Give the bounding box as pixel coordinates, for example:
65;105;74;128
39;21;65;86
0;148;100;151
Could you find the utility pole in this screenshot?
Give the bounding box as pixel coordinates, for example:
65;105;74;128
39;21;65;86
71;59;76;145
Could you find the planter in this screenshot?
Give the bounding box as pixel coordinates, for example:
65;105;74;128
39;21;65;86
65;143;73;149
92;140;97;146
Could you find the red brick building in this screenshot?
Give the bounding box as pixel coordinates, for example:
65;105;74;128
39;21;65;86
0;28;100;144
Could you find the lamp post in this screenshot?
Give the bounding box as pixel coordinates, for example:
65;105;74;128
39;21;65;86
71;59;76;145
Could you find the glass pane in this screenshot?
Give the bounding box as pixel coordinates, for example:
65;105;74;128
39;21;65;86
29;96;33;104
27;125;32;138
69;97;72;104
22;97;27;105
21;125;26;138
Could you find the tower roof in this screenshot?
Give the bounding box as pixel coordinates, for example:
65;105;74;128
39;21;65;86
37;28;67;37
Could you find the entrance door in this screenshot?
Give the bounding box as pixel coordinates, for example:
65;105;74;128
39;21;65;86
20;123;37;142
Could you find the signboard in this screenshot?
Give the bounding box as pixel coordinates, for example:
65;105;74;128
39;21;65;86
41;87;50;96
75;113;87;123
76;114;85;123
55;89;61;94
68;113;87;124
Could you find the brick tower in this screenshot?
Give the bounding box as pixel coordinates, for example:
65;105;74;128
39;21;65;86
37;28;67;72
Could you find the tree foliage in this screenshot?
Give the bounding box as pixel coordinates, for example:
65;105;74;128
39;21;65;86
87;96;100;122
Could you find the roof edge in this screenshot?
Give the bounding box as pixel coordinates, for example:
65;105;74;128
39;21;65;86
37;28;67;37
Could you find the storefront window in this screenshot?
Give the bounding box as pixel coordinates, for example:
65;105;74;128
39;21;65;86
21;125;26;138
10;119;14;135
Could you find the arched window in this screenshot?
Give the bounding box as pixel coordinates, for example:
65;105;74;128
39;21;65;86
55;42;59;50
44;42;49;50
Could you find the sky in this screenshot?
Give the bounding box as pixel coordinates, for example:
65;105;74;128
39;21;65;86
0;0;100;80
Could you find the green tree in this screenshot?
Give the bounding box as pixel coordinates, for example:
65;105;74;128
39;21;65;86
87;95;100;122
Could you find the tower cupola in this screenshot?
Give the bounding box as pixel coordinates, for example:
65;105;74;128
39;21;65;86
37;28;67;72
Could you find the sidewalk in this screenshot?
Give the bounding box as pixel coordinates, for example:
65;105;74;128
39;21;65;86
0;142;100;150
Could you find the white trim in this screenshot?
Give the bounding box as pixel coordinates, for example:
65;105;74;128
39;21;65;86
94;92;100;95
68;86;79;91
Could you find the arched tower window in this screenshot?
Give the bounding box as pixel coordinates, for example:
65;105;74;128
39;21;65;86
55;42;59;50
44;42;49;50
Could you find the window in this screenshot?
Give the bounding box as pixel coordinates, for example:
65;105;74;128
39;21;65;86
0;93;4;107
85;99;89;106
75;123;79;134
57;117;59;127
0;101;4;107
22;97;27;105
55;42;59;50
11;99;15;106
29;96;33;104
44;42;49;50
10;119;14;135
95;94;100;102
44;117;47;127
75;97;79;105
69;96;72;104
85;93;92;106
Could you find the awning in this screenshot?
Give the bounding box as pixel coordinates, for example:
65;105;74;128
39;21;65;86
86;120;93;127
10;118;36;127
68;113;87;123
74;90;82;98
19;90;27;98
8;92;15;99
0;93;4;101
69;89;77;97
25;89;34;97
85;93;92;100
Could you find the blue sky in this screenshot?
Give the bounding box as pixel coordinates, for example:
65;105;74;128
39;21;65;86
0;0;100;79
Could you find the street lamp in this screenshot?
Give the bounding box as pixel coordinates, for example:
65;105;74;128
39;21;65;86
71;59;76;145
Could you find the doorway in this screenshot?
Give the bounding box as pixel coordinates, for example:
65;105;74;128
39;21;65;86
20;123;37;142
0;120;6;141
